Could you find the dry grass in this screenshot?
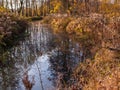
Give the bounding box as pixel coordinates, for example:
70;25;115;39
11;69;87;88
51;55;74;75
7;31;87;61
42;11;120;90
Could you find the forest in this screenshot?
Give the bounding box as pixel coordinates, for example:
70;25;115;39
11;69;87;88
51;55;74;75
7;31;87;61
0;0;120;90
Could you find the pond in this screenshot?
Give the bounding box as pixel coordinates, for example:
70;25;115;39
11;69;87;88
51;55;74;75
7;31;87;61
0;21;83;90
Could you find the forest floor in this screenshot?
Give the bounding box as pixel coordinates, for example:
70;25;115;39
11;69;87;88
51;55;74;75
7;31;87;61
42;13;120;90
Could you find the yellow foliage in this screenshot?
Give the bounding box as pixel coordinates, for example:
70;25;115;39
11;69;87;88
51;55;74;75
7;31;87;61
0;6;7;12
100;3;120;14
50;0;63;13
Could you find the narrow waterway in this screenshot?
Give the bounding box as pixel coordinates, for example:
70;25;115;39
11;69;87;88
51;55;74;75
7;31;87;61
0;21;83;90
0;21;57;90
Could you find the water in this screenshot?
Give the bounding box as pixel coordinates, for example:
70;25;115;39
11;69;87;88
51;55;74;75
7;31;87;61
0;21;84;90
0;21;57;90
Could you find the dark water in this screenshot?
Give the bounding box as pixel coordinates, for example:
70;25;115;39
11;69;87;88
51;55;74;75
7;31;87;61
0;21;83;90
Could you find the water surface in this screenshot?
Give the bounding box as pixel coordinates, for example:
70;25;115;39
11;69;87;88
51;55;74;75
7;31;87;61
0;21;83;90
0;21;57;90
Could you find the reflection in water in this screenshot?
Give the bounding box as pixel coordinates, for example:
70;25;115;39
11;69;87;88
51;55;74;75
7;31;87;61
49;30;84;88
0;21;56;90
0;21;84;90
22;72;35;90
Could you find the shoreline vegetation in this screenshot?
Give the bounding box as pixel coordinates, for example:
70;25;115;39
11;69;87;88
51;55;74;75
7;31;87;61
42;14;120;89
43;15;120;89
0;7;28;50
41;1;120;89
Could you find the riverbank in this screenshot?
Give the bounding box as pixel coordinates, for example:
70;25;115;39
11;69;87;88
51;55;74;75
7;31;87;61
0;11;28;50
42;13;120;89
42;13;120;55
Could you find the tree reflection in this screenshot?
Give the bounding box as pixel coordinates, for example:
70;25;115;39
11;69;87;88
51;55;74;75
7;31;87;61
49;29;83;88
0;22;54;90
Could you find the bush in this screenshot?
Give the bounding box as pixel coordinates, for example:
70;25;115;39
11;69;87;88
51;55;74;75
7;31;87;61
0;12;28;48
